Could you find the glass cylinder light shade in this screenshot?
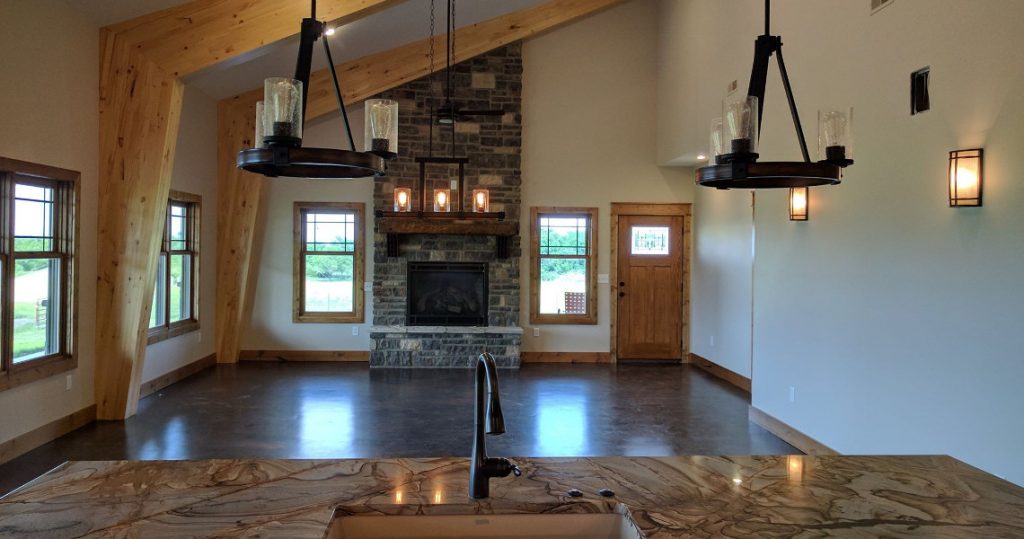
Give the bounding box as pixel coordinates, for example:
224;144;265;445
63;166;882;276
949;149;983;207
433;188;451;212
818;108;854;162
364;99;399;155
254;101;266;146
709;117;725;163
263;77;303;143
723;95;759;154
789;187;809;221
394;187;412;212
472;189;490;213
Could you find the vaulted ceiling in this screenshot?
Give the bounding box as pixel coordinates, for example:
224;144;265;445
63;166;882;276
63;0;547;98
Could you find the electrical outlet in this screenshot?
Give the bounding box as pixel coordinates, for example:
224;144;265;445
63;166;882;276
196;331;202;343
710;335;715;347
789;386;797;403
352;326;359;336
363;282;373;292
450;179;458;190
533;327;540;337
66;374;73;391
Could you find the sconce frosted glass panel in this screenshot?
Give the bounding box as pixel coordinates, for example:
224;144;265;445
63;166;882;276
819;108;854;163
789;187;809;221
949;148;983;207
723;95;758;154
263;77;303;143
365;99;399;155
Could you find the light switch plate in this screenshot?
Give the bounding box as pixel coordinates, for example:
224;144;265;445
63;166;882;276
450;179;458;190
352;326;359;336
597;274;609;284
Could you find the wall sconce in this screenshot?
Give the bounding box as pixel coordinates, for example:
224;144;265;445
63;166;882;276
393;187;412;212
949;149;983;207
472;189;490;213
789;187;809;221
433;188;451;212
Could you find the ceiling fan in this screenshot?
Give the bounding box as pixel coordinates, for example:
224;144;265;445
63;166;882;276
433;0;504;125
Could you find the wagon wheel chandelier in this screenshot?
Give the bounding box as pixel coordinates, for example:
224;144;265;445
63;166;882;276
236;0;397;179
696;0;854;189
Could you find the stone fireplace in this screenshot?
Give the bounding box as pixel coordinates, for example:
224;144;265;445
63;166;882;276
369;44;523;368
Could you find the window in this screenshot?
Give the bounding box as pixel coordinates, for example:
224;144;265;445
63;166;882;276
148;191;200;344
294;202;365;323
1;157;79;390
530;207;598;325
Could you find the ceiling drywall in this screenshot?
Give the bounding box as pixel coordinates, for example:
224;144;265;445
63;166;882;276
62;0;546;99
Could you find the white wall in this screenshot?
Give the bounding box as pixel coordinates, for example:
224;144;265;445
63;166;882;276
520;0;693;353
141;87;219;382
661;0;1024;485
242;108;377;351
0;0;99;443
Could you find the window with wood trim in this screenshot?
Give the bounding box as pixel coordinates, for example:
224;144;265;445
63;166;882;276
0;157;79;390
148;191;200;344
530;207;598;325
294;202;365;323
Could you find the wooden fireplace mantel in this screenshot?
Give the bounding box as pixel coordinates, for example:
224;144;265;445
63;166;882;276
376;216;518;258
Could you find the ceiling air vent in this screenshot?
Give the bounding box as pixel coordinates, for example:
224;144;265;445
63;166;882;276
871;0;894;15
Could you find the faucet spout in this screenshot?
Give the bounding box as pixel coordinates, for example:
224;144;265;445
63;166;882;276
470;353;519;499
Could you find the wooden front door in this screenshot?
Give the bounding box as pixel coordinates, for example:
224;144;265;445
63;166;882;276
615;213;684;360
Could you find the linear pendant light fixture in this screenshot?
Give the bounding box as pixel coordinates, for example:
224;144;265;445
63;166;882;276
237;0;395;179
697;0;854;189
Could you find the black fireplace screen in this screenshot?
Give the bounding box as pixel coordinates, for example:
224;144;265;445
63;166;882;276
407;262;488;326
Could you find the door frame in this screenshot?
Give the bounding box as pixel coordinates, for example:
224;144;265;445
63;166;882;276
610;203;692;362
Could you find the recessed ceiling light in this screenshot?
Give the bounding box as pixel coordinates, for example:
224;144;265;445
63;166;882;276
697;154;708;160
324;26;336;36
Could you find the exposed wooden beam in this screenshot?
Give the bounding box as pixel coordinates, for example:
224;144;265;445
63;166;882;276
105;0;404;78
214;0;623;364
95;34;184;420
95;1;400;419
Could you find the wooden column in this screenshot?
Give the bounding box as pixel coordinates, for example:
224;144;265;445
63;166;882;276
95;34;185;420
215;99;264;365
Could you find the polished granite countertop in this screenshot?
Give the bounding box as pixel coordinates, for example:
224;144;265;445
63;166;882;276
0;455;1022;538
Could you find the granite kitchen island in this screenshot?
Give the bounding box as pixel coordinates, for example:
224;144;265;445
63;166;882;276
1;455;1022;538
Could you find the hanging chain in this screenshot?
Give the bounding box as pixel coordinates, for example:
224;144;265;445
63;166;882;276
429;0;436;77
428;0;436;156
450;0;456;66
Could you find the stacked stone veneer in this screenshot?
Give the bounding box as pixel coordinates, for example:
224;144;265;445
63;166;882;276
370;44;523;368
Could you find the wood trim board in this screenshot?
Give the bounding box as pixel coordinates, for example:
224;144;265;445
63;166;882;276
239;350;370;362
138;353;216;398
520;352;613;364
0;404;96;466
748;406;838;456
689;353;751;393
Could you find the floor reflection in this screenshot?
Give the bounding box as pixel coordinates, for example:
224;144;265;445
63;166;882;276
297;379;358;457
136;416;187;460
533;380;589;456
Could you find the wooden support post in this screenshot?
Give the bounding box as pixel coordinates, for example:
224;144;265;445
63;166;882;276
95;35;185;420
215;99;264;364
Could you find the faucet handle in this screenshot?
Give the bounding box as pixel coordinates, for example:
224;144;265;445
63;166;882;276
511;464;522;477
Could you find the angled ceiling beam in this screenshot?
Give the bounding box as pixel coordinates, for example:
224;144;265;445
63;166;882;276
95;0;399;420
106;0;404;78
214;0;624;365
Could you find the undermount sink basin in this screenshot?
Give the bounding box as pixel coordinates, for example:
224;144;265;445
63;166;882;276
327;508;646;539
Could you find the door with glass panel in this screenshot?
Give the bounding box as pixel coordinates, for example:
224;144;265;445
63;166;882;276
615;212;684;360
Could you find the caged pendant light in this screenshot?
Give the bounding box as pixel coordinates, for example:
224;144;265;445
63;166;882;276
237;0;397;179
697;0;855;189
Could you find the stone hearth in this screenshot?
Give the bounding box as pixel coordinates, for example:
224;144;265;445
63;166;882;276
370;44;523;368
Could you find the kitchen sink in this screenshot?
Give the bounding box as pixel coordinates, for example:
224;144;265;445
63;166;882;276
326;505;646;539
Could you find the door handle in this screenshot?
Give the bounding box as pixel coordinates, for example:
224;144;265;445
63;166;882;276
618;291;625;298
619;281;625;287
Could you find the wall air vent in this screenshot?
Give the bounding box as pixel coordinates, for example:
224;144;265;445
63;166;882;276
871;0;894;15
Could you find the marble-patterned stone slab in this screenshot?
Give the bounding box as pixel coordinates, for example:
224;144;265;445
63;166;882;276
0;455;1021;538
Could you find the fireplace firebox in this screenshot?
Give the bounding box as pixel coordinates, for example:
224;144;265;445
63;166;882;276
407;262;488;326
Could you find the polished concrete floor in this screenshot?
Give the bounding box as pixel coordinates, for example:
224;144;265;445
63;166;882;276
0;363;795;495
